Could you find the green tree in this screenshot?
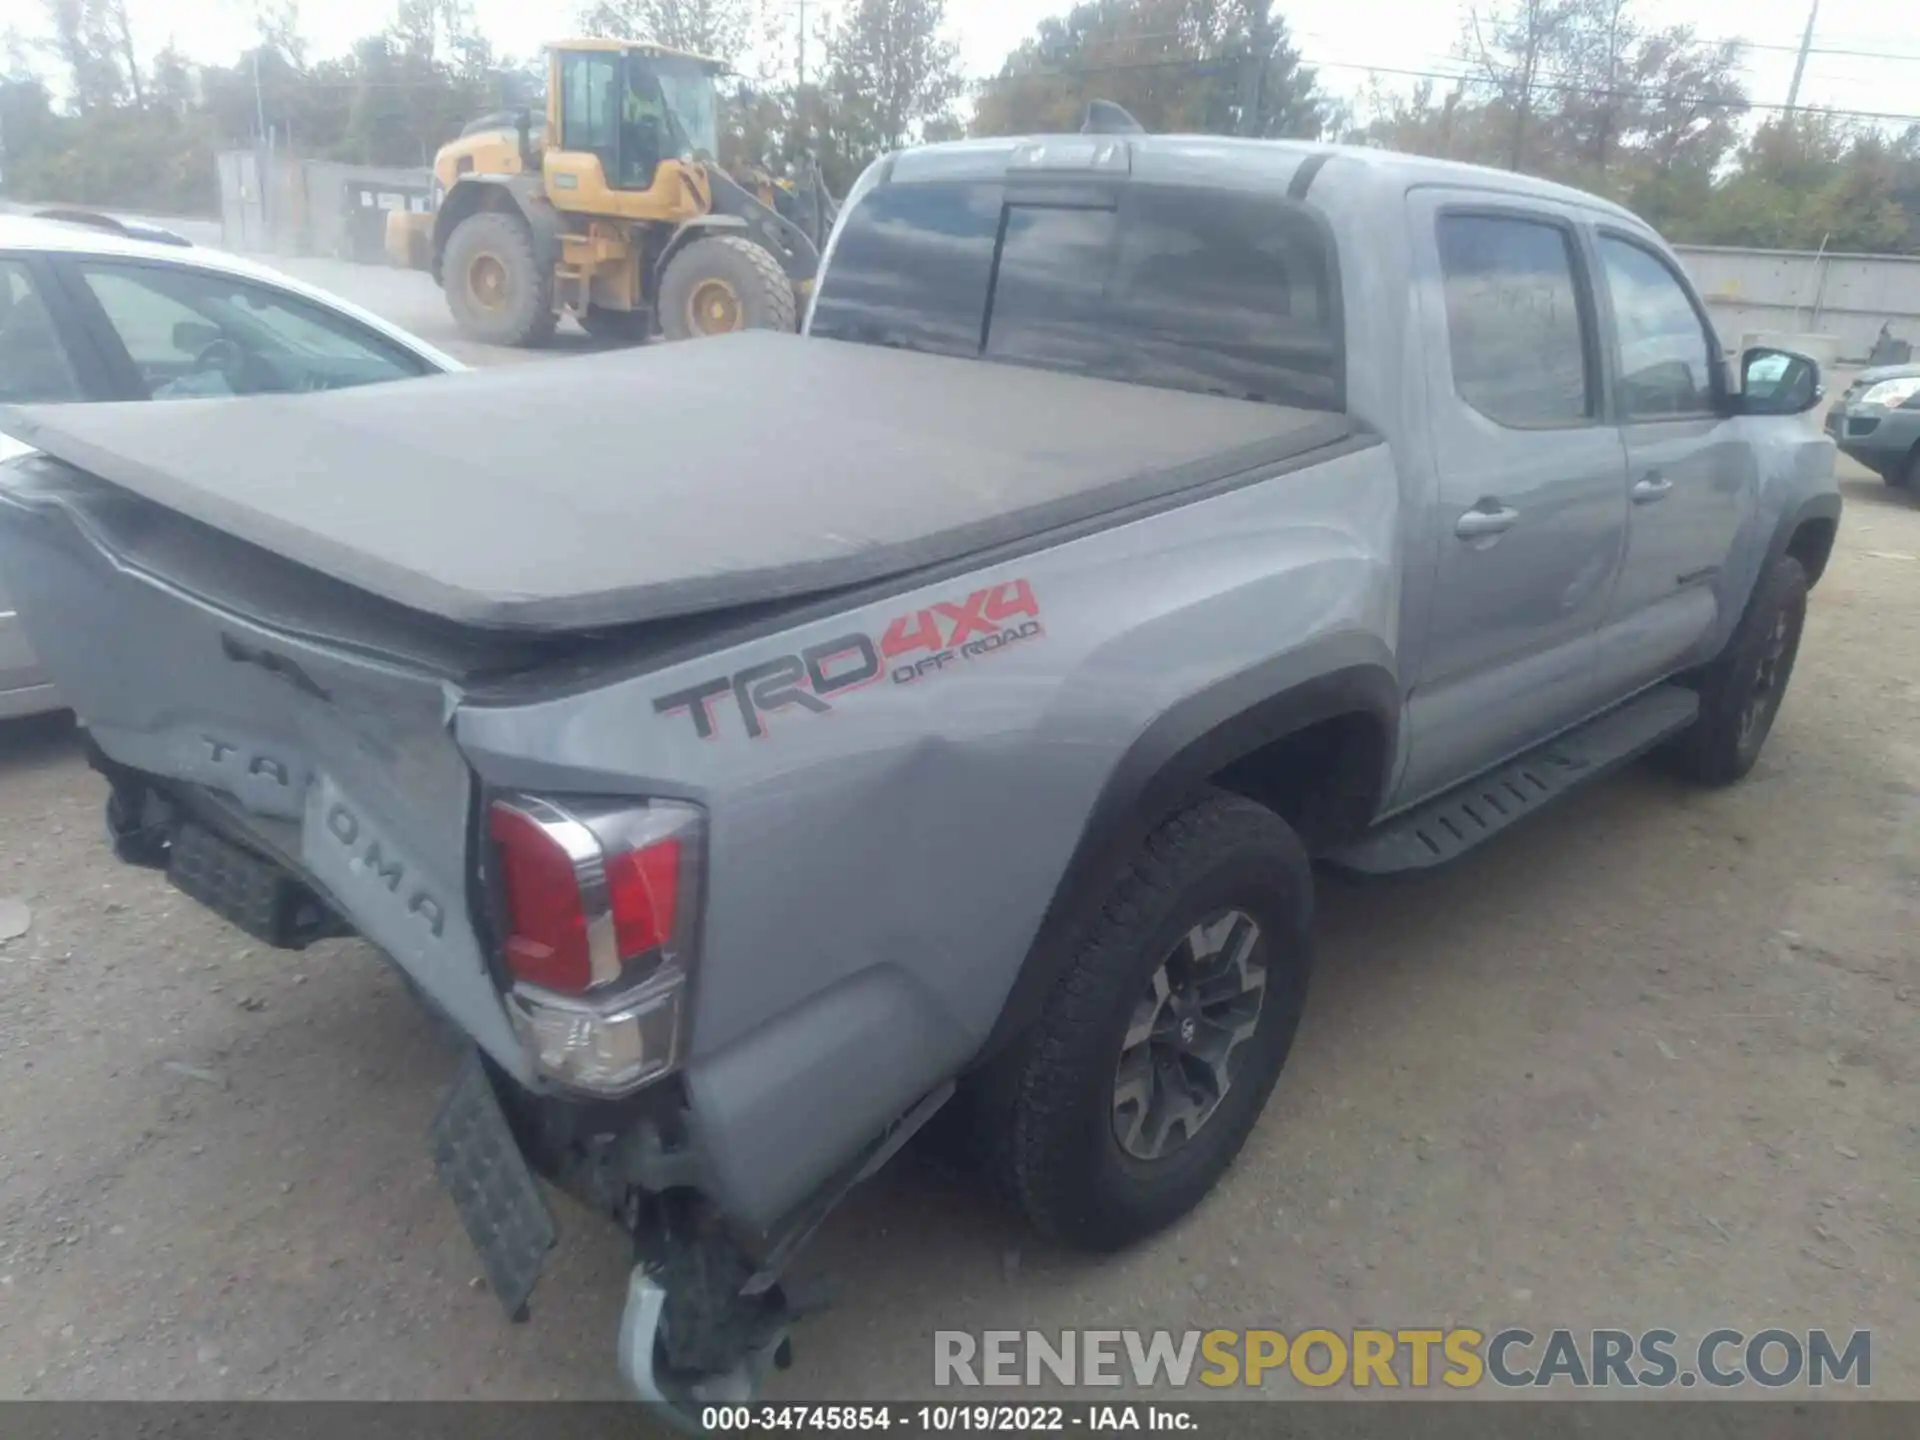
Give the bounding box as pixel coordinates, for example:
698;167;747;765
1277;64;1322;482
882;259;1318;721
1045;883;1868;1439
824;0;964;163
1350;0;1747;236
45;0;127;113
973;0;1329;139
575;0;755;64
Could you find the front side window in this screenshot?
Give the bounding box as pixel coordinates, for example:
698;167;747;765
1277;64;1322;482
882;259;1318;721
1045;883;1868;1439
0;258;84;402
650;57;719;158
77;262;429;400
1436;213;1593;427
1598;235;1717;419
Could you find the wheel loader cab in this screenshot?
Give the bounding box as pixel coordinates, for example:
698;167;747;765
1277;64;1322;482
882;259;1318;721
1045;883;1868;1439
419;36;811;346
541;42;720;227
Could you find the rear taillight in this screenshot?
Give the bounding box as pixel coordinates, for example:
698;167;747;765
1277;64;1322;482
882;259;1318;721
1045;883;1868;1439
487;793;701;1095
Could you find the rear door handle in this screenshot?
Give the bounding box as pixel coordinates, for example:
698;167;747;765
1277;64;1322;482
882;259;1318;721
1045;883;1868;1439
1632;473;1674;504
1455;503;1520;539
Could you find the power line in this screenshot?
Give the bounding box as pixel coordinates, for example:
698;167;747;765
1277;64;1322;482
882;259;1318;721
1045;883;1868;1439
1313;58;1920;126
973;52;1920;129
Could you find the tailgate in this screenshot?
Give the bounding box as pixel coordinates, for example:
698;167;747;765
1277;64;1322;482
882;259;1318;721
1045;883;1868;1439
0;454;529;1081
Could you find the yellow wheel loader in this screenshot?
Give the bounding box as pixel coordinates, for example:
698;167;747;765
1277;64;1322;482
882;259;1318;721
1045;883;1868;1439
386;40;833;347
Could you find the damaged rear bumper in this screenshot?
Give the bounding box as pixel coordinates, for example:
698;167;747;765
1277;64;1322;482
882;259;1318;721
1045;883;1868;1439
428;1038;951;1417
428;1042;806;1417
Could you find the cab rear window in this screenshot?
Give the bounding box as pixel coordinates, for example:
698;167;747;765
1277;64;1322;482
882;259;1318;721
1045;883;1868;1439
809;177;1343;411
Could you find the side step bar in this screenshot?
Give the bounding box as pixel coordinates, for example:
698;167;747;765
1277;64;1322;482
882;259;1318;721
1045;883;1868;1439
1328;684;1700;876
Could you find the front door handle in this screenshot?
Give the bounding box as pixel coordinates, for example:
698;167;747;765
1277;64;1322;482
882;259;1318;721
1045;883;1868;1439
1455;503;1520;539
1632;472;1674;504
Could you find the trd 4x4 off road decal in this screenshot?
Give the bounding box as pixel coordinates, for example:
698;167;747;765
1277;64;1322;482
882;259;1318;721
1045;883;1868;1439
654;579;1044;740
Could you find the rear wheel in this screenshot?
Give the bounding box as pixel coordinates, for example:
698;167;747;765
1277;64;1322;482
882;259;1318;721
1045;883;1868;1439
442;210;556;347
977;792;1313;1250
657;236;796;341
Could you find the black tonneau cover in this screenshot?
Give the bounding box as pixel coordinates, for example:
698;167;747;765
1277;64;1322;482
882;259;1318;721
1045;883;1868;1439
0;332;1351;633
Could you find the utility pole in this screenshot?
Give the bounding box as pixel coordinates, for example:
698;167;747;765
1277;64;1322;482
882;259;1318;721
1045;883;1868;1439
1239;0;1274;137
798;0;807;89
252;46;270;242
252;46;268;146
1786;0;1819;110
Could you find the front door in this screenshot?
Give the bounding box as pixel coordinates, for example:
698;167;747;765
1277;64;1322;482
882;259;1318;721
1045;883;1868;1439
1592;231;1757;694
1394;195;1630;808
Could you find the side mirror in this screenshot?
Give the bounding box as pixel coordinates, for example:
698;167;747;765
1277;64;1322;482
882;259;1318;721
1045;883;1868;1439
172;319;223;353
1738;346;1822;416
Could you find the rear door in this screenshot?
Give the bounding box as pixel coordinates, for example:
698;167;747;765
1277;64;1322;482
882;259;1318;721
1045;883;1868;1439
1591;230;1756;693
1394;194;1629;805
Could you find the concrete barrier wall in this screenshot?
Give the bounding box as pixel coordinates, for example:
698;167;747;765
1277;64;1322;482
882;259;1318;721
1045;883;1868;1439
216;151;432;259
1676;244;1920;364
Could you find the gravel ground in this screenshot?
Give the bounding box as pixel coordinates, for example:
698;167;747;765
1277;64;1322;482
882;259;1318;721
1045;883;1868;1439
0;260;1915;1400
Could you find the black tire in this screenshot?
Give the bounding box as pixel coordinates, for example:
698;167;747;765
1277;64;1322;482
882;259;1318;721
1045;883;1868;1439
579;305;652;344
441;210;556;347
1663;554;1809;786
1898;448;1920;490
657;236;796;341
977;791;1314;1250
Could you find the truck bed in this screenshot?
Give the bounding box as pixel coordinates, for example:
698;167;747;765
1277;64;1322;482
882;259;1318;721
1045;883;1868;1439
0;332;1351;633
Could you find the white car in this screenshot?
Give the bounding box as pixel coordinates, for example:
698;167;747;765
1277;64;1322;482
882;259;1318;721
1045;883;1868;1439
0;211;461;718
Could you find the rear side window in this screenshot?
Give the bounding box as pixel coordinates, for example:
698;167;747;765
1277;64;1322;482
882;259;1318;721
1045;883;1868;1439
560;51;619;158
1436;213;1594;427
811;179;1342;410
807;181;999;358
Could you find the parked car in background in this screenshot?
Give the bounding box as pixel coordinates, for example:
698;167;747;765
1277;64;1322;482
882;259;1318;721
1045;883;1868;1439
1825;362;1920;491
0;212;459;718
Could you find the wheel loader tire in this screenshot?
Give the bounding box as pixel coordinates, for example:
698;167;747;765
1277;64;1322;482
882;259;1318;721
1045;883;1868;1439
657;235;796;341
442;210;557;347
579;305;652;344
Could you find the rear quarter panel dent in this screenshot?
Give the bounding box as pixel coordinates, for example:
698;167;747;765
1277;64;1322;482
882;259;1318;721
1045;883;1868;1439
456;444;1400;1068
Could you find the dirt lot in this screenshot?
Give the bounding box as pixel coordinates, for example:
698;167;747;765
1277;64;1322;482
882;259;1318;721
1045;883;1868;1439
0;269;1914;1398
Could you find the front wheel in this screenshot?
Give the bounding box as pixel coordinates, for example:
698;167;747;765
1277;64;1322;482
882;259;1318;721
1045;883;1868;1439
1664;554;1809;786
979;792;1314;1250
657;236;797;341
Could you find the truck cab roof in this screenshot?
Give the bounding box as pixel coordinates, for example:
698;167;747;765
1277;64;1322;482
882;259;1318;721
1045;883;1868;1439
875;133;1645;227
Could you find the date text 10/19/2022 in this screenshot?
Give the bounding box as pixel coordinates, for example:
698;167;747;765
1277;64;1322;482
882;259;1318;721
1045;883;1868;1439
700;1405;1196;1432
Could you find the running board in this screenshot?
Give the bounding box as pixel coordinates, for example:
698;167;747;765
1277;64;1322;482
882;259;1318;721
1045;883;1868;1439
1328;685;1700;876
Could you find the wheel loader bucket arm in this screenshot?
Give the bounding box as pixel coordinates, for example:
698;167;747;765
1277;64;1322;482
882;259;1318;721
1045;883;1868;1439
704;167;822;283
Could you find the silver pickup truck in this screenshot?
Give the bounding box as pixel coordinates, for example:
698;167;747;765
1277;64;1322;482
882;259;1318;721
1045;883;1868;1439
0;136;1839;1413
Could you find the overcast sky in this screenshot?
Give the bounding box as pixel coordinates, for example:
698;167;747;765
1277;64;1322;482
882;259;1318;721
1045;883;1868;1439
31;0;1920;127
